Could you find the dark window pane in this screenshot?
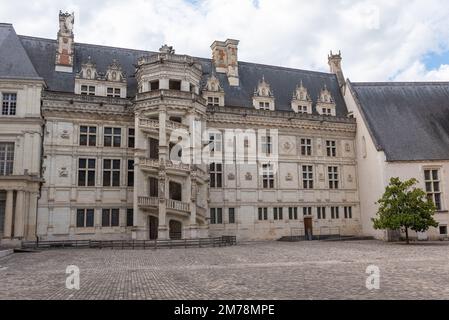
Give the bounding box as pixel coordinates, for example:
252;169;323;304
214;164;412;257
112;171;120;186
102;209;110;227
113;136;121;147
229;208;235;224
78;171;86;186
104;136;112;147
79;159;86;168
104;128;112;135
79;135;88;146
103;171;111;186
111;209;120;227
76;210;85;228
113;160;121;169
87;171;95;186
88;159;96;169
127;209;134;227
89;135;96;146
86;210;94;227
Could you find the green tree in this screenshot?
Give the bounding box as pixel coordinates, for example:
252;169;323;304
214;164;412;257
372;177;439;244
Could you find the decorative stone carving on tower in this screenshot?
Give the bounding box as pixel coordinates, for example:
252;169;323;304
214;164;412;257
328;50;346;93
211;39;240;86
105;59;126;82
253;76;275;111
316;84;336;116
202;73;225;107
55;11;75;73
291;81;312;114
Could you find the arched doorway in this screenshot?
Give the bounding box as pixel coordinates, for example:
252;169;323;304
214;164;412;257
169;220;182;240
149;216;159;240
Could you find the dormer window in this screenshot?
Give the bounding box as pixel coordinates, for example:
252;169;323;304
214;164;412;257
107;88;121;98
291;81;312;114
81;85;95;96
316;85;336;116
253;76;275;111
208;97;220;107
203;73;225;107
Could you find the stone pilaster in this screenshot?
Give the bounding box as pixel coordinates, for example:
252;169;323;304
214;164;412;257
3;190;14;239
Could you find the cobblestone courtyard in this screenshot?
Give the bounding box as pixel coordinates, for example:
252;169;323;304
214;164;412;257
1;240;449;300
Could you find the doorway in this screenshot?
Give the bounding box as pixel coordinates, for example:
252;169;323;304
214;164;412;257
169;182;182;201
304;217;313;241
169;220;182;240
149;216;159;240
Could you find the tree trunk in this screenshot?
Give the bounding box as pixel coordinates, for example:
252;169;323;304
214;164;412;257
405;227;409;244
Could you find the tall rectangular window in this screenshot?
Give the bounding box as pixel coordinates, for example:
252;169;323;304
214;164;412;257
317;207;326;219
210;163;223;188
149;138;159;160
228;208;236;224
127;209;134;227
128;128;135;148
2;93;17;115
425;169;442;211
303;207;312;217
210;208;223;225
104;127;121;148
76;209;94;228
209;133;223;152
79;126;97;146
274;207;283;220
328;166;339;189
262;164;274;189
302;165;314;189
0;143;14;176
102;209;120;227
169;80;181;91
103;159;121;187
344;206;353;219
261;136;273;155
258;208;268;221
331;207;340;219
289;207;298;220
78;159;96;187
300;138;312;156
127;160;134;187
149;177;159;197
326;140;337;157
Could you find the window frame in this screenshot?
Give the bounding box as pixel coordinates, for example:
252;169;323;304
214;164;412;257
302;165;314;189
0;142;14;176
2;93;17;116
210;163;223;188
102;208;120;227
328;166;339;189
127;159;134;187
210;208;223;225
103;159;121;187
79;125;97;147
424;169;442;211
76;209;95;228
300;138;312;156
103;127;122;148
261;163;275;189
77;158;96;187
326;140;337;157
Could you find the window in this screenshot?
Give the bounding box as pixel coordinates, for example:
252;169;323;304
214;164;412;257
79;126;97;146
207;97;220;107
78;159;96;187
440;225;448;236
149;177;158;197
210;208;223;225
299;106;308;114
102;209;120;227
103;159;121;187
0;143;14;176
150;80;160;91
128;128;135;148
81;85;95;95
425;169;442;211
229;208;236;224
326;140;337;157
2;93;17;115
344;207;353;219
258;208;268;221
149;138;159;160
262;164;274;189
76;209;94;228
210;163;223;188
127;160;134;187
127;209;134;227
289;207;298;220
169;80;181;91
303;207;312;217
331;207;340;219
104;127;121;147
259;102;270;110
107;88;121;98
300;138;312;156
317;207;326;220
273;207;283;220
169;182;182;201
302;165;314;189
261;136;273;155
209;133;223;152
328;166;339;189
322;108;332;116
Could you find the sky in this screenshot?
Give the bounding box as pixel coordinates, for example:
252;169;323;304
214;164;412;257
1;0;449;82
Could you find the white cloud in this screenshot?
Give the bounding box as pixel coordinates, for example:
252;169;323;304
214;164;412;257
1;0;449;82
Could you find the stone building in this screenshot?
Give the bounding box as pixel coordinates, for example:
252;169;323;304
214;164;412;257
0;12;363;243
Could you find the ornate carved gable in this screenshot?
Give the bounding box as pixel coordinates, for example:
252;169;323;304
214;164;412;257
291;81;313;114
77;56;98;80
254;76;273;97
202;73;225;107
318;85;334;104
105;59;126;82
316;84;337;116
204;73;223;92
293;81;311;102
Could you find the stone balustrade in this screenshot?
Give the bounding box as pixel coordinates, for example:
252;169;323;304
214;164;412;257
138;196;191;214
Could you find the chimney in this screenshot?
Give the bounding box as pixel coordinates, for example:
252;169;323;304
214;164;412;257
211;39;240;87
328;50;346;93
55;11;75;73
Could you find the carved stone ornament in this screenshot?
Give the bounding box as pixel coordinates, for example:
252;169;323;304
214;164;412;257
319;173;325;181
59;168;68;177
348;174;353;183
283;142;292;151
245;172;253;181
286;173;293;181
60;130;70;139
228;173;235;181
345;143;351;152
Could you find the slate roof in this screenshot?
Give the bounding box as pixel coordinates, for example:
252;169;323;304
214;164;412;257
16;31;348;116
349;81;449;162
0;24;42;81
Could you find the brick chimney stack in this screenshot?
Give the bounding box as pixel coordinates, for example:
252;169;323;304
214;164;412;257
328;50;346;93
55;11;75;73
211;39;240;86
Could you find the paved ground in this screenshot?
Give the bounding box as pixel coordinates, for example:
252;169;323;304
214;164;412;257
1;240;449;300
